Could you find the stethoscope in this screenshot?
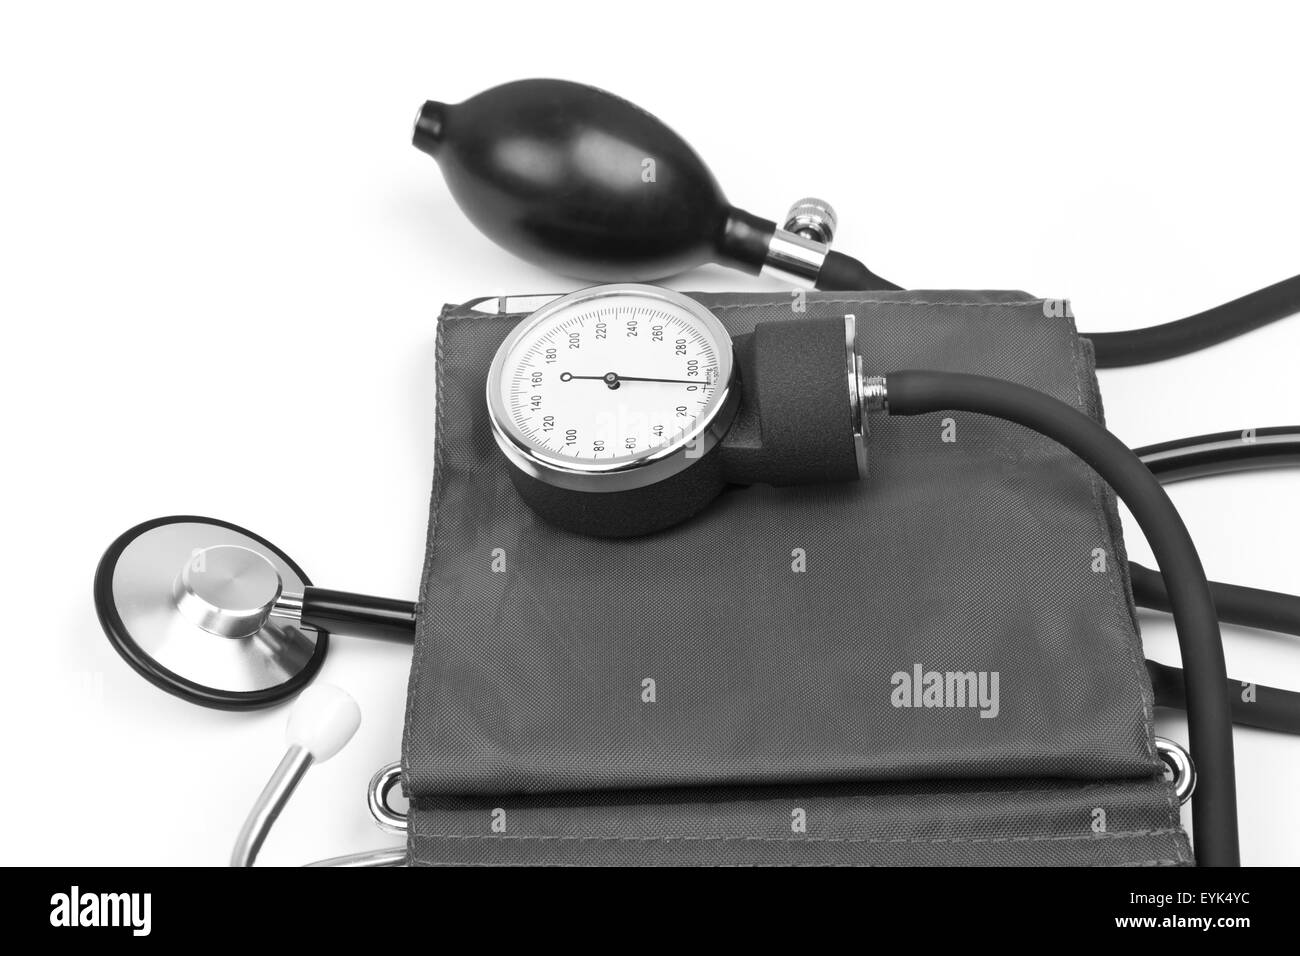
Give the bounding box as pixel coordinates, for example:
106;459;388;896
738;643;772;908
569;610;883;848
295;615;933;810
93;78;1300;866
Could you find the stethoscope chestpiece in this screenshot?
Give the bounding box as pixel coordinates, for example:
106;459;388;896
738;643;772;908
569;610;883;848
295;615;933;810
93;515;328;709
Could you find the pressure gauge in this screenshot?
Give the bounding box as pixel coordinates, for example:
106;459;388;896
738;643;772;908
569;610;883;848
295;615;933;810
486;283;865;537
487;284;739;494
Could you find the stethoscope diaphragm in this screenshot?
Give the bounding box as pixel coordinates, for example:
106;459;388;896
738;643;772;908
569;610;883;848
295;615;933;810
93;515;328;709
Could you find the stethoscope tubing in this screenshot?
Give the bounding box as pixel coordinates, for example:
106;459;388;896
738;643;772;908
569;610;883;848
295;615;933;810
1135;425;1300;482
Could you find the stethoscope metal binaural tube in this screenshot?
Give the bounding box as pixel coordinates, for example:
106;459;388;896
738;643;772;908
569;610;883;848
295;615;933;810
229;687;407;867
304;847;406;868
231;684;363;867
231;745;313;868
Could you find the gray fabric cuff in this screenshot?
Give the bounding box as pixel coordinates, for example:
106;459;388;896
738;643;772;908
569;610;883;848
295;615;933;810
402;290;1187;866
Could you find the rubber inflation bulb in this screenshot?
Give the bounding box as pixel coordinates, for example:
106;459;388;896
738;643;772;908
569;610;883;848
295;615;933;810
412;79;750;281
284;683;361;762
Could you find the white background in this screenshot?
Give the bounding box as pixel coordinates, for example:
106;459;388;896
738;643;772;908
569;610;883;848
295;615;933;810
1;1;1296;866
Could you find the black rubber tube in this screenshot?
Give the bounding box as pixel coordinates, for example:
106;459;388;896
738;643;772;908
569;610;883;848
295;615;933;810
885;369;1239;866
1133;562;1300;735
1131;562;1300;637
820;262;1299;367
1086;274;1300;367
1133;566;1300;734
1135;425;1300;483
1146;661;1300;736
1132;427;1300;733
814;251;902;292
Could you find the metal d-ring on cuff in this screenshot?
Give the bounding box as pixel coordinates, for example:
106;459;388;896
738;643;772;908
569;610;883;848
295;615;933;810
1155;736;1197;805
368;761;408;834
844;314;868;477
300;761;407;867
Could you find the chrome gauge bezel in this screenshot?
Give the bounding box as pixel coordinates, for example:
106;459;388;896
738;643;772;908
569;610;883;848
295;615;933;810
485;284;738;493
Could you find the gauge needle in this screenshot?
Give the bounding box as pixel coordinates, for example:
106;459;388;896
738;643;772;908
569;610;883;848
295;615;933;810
560;371;706;388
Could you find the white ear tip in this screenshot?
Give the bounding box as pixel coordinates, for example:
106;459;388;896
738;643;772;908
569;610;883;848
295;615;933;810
285;684;361;761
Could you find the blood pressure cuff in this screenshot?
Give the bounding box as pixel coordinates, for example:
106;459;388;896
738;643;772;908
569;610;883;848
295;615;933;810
401;290;1191;866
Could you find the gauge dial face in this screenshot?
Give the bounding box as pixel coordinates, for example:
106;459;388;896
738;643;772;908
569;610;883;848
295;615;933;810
487;285;735;479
